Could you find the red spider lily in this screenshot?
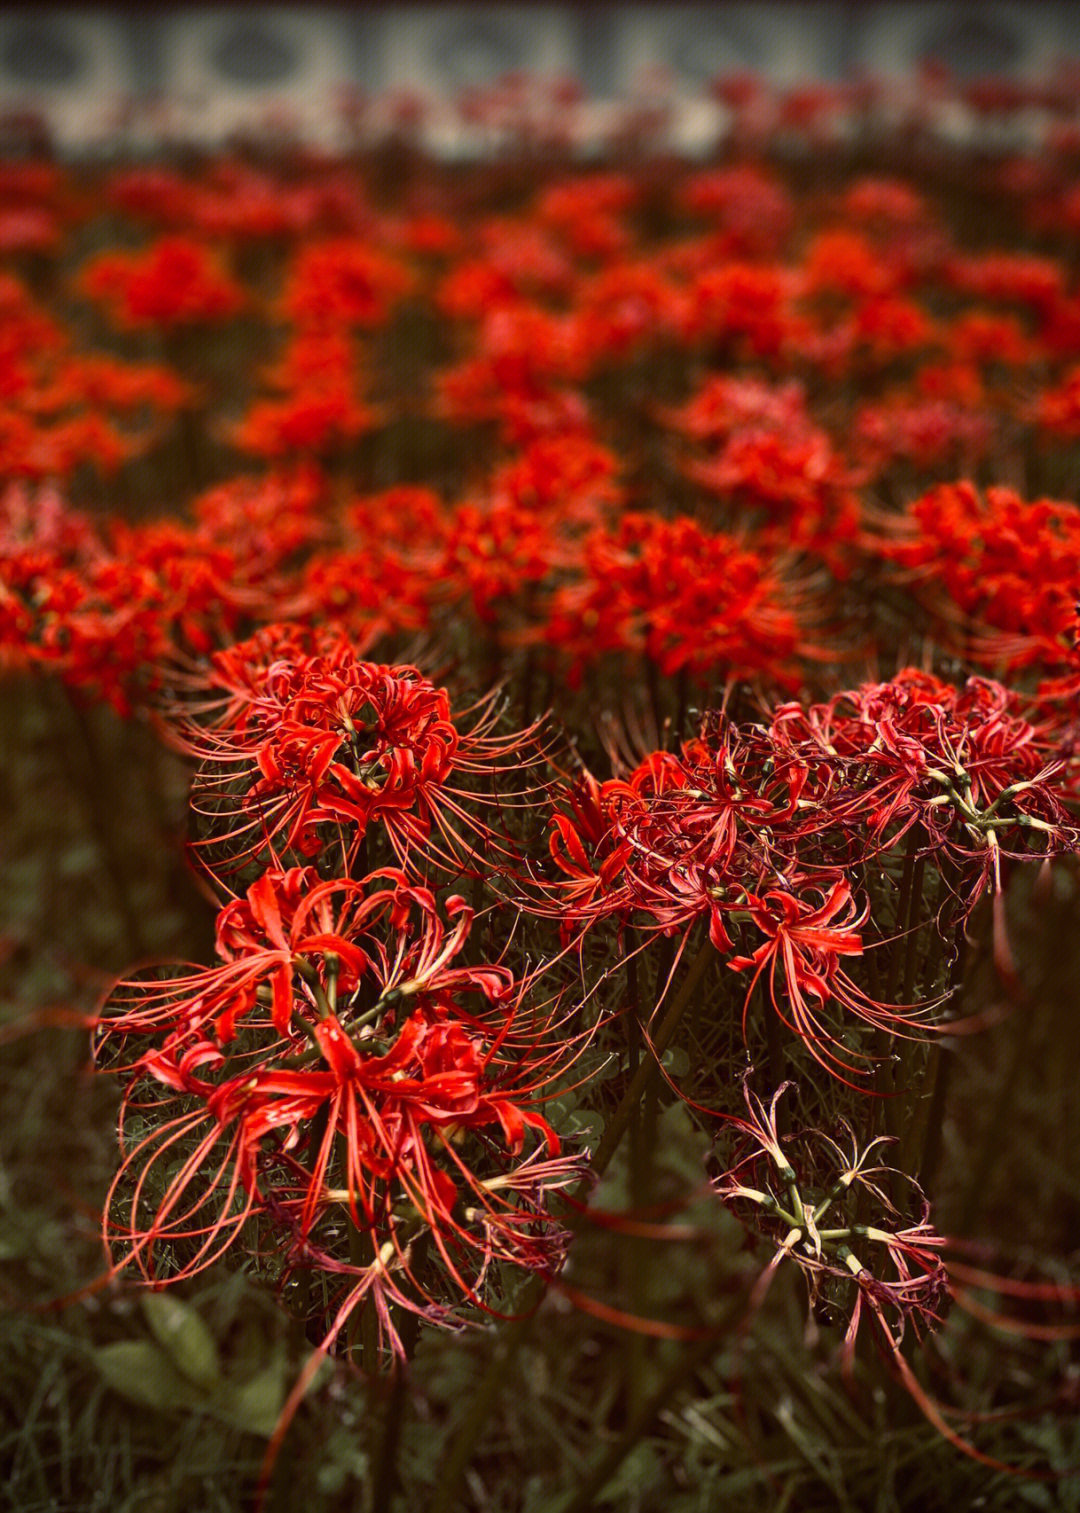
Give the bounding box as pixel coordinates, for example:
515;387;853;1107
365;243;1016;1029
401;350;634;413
436;497;573;627
803;228;904;300
1039;292;1080;358
486;435;622;527
141;161;368;245
435;303;587;439
105;166;195;226
947;308;1034;369
342;485;446;550
726;881;933;1080
534;173;635;262
232;330;380;459
77;235;245;331
0;272;192;483
13;100;1080;1511
105;1006;583;1302
875;481;1080;671
680;165;794;259
532;675;1065;1070
678;262;797;358
532;722;807;945
819;294;936;376
1;469;338;711
852;397;994;478
540;769;637;937
660;372;810;445
944;250;1064;310
232;385;379;461
435;219;573;321
712;1081;950;1349
768;671;1076;889
278;239;411;332
98;871;586;1324
1035;364;1080;440
529;511;807;687
686;425;862;563
190;468;330;570
841;176;929;232
95;866;515;1049
2;509;242;713
160;630;544;880
294;548;428;641
569;260;682;366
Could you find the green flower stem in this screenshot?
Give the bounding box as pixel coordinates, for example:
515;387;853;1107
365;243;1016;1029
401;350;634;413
292;957;333;1020
884;837;918;1008
901;854;927;1005
888;852;928;1136
371;1261;424;1513
913;1042;952;1190
588;932;713;1182
49;678;149;961
957;984;1038;1232
622;944;648;1421
430;1305;539;1513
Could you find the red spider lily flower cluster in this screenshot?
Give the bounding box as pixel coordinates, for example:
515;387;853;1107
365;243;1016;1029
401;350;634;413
0;273;189;478
877;482;1080;709
529;512;806;688
851;396;995;478
78;235;246;331
161;625;544;882
232;238;410;460
685;421;862;563
17;127;1080;712
97;866;583;1347
767;671;1075;891
0;472;325;712
536;669;1075;1080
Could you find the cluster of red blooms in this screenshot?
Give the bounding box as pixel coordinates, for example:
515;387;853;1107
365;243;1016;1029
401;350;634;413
4;94;1080;1458
528;511;804;686
1;140;1080;714
233;239;411;459
0;472;324;713
97;631;581;1353
79;236;246;333
881;482;1080;686
0;432;808;711
539;668;1075;1081
0;271;189;478
164;623;544;881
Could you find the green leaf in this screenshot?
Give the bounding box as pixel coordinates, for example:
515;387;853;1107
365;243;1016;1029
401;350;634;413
218;1361;289;1438
94;1340;203;1413
662;1045;691;1077
140;1292;222;1389
596;1443;662;1504
211;1351;334;1438
570;1111;604;1144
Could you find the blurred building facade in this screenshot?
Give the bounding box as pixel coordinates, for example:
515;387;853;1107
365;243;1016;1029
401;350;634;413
0;3;1077;148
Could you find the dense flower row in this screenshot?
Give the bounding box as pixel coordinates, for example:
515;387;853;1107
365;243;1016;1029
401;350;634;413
3;142;1080;720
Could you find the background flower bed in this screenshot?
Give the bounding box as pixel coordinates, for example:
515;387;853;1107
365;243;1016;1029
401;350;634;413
3;73;1080;1513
